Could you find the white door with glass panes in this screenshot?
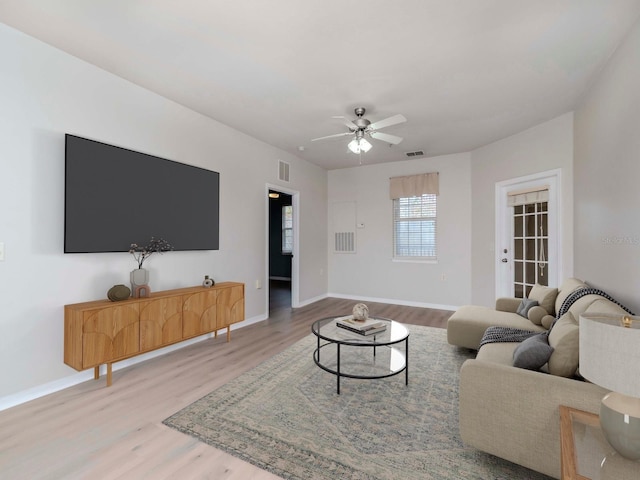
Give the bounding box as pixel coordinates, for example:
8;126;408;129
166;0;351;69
496;171;561;299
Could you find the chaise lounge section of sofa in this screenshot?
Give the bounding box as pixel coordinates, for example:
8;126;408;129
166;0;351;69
450;278;632;479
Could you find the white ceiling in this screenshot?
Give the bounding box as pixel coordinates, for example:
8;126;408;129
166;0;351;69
2;1;640;170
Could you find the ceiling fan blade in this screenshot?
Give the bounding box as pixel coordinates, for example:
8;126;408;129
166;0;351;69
369;131;404;145
368;114;407;131
341;118;357;129
311;132;353;142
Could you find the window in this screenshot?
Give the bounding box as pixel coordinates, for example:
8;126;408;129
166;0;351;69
282;205;293;254
393;194;437;260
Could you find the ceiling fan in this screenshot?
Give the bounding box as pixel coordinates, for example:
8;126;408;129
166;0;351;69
311;107;407;154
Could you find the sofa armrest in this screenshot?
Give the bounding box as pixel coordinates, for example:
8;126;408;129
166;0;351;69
459;359;607;479
495;297;521;312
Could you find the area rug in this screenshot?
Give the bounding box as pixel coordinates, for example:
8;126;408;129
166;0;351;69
163;325;552;480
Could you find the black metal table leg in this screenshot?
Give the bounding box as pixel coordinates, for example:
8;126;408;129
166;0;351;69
337;343;341;394
405;337;409;385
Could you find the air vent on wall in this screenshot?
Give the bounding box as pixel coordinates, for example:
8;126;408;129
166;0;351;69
334;232;355;253
278;160;290;182
405;150;424;157
331;201;357;254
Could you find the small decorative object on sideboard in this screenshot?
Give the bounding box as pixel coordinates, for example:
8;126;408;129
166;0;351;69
203;275;215;288
107;284;131;302
352;303;369;321
129;237;173;298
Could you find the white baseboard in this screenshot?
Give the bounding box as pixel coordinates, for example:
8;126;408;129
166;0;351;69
0;292;455;412
0;313;267;413
327;292;458;312
295;292;328;308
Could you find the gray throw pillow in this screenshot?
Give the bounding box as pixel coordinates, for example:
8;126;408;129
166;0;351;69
513;333;554;370
516;298;539;318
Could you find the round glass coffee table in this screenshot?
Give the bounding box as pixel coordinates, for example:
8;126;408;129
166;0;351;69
311;316;409;394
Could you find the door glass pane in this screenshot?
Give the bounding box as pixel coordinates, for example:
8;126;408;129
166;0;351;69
525;239;536;260
515;283;524;298
514;216;523;237
525;262;535;285
525;214;536;236
514;261;523;282
538;263;548;286
514;239;523;259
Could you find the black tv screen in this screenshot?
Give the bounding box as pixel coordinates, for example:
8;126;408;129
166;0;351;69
65;134;219;253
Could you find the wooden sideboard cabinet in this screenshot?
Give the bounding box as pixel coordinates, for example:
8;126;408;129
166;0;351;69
64;282;245;386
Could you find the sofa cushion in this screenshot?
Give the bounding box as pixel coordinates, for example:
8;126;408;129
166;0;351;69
548;311;579;377
516;298;538;318
528;284;558;315
513;333;554;370
583;298;628;316
476;342;518;366
554;278;588;314
447;305;546;349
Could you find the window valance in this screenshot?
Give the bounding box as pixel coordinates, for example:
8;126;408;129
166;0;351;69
389;172;439;199
507;185;549;207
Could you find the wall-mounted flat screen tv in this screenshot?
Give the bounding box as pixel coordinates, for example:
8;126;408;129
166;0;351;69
65;134;219;253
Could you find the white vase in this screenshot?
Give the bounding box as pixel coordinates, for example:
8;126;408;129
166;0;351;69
130;268;150;297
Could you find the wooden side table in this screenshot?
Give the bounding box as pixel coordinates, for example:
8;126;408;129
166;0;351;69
559;405;639;479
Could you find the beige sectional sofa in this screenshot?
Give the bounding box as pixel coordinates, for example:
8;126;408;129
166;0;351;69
449;278;630;479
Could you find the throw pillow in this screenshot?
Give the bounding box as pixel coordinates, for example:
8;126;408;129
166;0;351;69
527;306;547;326
528;284;558;315
516;298;539;318
513;333;554;370
548;311;580;377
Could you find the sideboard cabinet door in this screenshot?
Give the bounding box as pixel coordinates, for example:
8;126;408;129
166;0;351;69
82;303;139;368
217;284;245;330
182;289;218;338
139;296;183;352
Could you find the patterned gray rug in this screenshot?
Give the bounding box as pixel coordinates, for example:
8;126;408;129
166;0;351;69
163;325;552;480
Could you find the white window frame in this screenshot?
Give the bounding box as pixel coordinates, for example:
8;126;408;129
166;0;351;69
282;205;293;254
392;194;437;262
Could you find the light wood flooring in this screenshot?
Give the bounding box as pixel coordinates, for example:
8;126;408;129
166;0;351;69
0;291;453;479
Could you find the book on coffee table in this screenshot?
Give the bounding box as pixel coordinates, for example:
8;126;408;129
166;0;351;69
335;316;387;335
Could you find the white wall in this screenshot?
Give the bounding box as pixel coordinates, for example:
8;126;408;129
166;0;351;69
574;18;640;312
0;24;327;403
470;113;574;306
327;153;472;309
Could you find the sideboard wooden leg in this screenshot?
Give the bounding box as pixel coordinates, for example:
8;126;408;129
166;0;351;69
94;366;100;380
106;363;113;387
227;327;231;342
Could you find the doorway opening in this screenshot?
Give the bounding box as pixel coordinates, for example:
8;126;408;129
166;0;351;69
268;188;294;315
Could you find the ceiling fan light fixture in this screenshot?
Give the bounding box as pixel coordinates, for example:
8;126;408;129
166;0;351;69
348;137;372;154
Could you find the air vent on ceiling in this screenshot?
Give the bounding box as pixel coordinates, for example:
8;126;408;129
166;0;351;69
278;160;290;182
405;150;425;157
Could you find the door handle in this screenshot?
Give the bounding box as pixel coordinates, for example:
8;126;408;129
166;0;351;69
501;258;508;263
